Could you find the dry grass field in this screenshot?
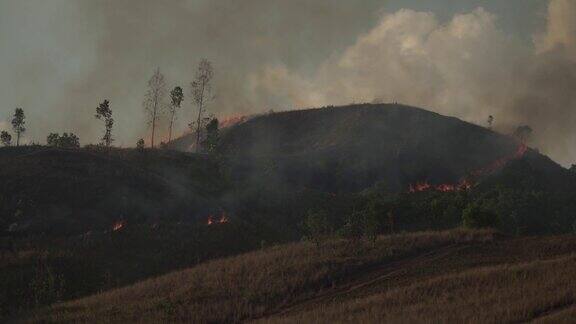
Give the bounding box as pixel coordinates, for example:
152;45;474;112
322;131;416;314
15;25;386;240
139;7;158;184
21;229;576;323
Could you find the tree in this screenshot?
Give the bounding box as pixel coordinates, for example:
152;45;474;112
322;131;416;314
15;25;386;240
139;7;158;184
202;118;220;153
136;138;145;152
59;133;80;148
95;100;114;147
487;115;494;129
47;133;80;148
190;59;214;153
144;68;167;148
0;131;11;146
301;210;333;248
11;108;25;146
514;125;533;143
168;86;184;143
47;133;59;147
462;203;499;229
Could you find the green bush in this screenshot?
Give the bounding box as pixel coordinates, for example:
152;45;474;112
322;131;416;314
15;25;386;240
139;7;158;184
301;210;333;247
462;203;499;229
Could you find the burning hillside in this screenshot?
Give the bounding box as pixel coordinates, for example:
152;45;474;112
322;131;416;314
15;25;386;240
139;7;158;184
408;143;528;193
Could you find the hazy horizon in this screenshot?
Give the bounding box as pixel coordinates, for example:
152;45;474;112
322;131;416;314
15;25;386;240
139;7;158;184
2;0;576;165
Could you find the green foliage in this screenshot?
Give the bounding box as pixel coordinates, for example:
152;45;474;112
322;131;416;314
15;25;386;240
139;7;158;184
136;138;145;151
95;99;114;147
0;131;11;146
28;261;65;307
462;203;499;229
11;108;25;146
47;133;80;148
337;208;379;244
301;210;333;247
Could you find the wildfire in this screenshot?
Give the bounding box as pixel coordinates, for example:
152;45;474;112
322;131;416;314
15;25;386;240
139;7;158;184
220;115;249;128
112;220;126;232
409;179;472;193
408;143;528;193
206;211;230;225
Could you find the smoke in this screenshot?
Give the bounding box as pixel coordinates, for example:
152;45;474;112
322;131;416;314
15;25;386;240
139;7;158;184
251;2;576;166
1;1;576;164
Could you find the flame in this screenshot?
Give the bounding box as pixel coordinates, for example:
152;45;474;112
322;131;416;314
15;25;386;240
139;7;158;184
408;143;527;193
112;220;125;231
206;211;230;225
218;212;229;224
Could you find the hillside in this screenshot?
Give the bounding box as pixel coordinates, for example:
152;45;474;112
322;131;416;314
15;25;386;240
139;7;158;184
217;104;565;193
0;147;230;235
25;229;576;323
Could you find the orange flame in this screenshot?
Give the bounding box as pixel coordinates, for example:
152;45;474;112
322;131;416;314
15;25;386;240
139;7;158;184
206;211;230;225
408;143;527;193
112;220;125;232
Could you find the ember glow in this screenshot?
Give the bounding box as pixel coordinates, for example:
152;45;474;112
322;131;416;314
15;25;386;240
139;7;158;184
112;220;126;232
206;212;230;225
409;143;528;193
220;115;250;128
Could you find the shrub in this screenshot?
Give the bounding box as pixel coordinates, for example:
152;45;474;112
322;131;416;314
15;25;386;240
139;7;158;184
301;210;333;247
462;203;499;229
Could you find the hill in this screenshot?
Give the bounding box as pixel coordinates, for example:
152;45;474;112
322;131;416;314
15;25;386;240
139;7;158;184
24;229;576;323
0;147;228;235
217;104;565;193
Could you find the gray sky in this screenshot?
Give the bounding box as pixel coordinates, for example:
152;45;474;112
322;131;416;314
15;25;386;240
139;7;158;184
4;0;576;165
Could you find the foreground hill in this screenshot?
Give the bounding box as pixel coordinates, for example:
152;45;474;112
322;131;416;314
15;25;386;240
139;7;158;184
26;229;576;323
218;104;564;192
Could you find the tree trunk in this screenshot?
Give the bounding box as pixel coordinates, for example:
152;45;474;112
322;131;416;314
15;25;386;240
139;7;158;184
168;113;174;143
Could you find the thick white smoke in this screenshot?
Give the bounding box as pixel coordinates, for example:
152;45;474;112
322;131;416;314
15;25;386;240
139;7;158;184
251;2;576;165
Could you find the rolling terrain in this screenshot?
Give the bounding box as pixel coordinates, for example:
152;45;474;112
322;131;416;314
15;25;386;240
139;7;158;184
24;229;576;323
2;104;576;322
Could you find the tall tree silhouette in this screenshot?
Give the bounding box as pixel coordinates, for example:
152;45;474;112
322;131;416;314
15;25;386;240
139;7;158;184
168;86;184;143
11;108;25;146
144;68;167;148
95;100;114;147
190;59;214;152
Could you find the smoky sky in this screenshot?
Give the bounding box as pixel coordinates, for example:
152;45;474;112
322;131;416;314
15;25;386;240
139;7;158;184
2;0;576;166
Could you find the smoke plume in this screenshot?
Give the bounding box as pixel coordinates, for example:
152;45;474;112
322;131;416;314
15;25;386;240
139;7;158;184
1;0;576;165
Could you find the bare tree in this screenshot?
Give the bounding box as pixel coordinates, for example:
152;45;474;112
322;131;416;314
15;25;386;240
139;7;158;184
144;68;167;148
95;100;114;147
190;59;214;153
11;108;25;146
168;86;184;143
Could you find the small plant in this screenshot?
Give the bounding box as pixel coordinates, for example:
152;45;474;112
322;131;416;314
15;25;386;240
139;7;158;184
28;261;65;307
0;130;11;146
462;203;499;229
137;138;145;152
301;210;333;247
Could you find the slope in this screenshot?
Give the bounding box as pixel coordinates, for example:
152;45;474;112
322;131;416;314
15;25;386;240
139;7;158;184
24;229;576;323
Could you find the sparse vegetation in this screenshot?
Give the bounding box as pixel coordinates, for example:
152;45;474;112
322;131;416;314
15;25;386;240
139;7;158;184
190;59;214;152
0;131;11;147
11;108;25;146
95;100;114;147
144;68;167;148
46;133;80;148
24;229;576;323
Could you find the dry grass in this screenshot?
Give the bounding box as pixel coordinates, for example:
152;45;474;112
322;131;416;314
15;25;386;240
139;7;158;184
265;255;576;323
24;229;496;323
